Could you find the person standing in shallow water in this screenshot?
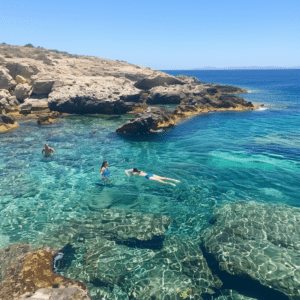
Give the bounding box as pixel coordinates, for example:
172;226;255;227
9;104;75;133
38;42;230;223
100;161;111;180
125;168;180;186
42;144;55;157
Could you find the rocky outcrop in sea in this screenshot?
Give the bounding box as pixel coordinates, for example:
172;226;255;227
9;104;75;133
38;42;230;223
0;43;262;134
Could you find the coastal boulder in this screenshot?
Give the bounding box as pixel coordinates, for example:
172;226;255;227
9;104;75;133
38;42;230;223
201;201;300;300
32;78;55;95
116;106;177;134
0;113;19;133
0;67;16;89
37;114;59;126
15;75;28;84
134;75;185;90
14;83;32;101
7;95;20;106
5;62;39;80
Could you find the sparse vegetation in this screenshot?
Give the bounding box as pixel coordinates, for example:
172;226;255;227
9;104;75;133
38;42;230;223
24;43;34;48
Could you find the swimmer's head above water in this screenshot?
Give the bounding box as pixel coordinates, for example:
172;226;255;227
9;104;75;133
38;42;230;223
101;161;109;169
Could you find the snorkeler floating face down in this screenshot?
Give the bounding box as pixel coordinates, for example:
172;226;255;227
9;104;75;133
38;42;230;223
125;168;180;186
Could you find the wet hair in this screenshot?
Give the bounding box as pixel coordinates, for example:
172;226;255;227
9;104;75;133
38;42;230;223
132;168;141;174
101;161;108;168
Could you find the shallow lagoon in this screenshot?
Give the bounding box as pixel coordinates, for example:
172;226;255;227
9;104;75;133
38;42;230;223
1;70;300;299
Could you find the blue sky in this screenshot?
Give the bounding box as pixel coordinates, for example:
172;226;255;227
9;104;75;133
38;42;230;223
1;0;299;70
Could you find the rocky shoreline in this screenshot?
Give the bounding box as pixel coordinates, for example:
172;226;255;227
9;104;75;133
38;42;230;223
0;44;262;134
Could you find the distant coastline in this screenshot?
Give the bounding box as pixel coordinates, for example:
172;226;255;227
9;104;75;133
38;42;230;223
191;66;300;70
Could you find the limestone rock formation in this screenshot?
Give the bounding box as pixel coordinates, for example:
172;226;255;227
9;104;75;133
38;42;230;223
15;75;28;84
37;113;60;126
134;75;185;90
48;82;142;114
201;201;300;300
0;67;16;89
0;89;11;100
14;83;32;101
32;78;55;95
116;106;176;134
0;249;90;299
5;61;39;80
0;113;19;133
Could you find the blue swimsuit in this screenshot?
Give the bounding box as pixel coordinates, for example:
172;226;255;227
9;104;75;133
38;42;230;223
145;174;154;180
102;169;111;178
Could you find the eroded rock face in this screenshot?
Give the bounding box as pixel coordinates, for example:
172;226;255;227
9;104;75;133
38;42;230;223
32;79;55;95
14;83;32;101
0;249;90;299
48;84;141;114
37;114;59;126
0;67;16;89
134;75;185;90
201;201;300;300
0;113;19;133
5;62;39;80
116;106;176;134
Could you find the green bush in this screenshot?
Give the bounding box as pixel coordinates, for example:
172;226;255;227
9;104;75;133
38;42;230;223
24;43;34;48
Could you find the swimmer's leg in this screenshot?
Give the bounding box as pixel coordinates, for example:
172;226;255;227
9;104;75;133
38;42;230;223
153;175;180;182
150;177;176;186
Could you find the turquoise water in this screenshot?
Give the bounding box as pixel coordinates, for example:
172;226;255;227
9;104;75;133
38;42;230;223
0;70;299;298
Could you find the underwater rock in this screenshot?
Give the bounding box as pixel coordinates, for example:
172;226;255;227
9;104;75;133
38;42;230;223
54;235;222;300
19;287;92;300
128;237;223;300
0;249;90;299
214;289;258;300
201;201;300;300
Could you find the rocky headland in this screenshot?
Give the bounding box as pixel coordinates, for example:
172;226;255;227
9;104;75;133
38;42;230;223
0;43;263;134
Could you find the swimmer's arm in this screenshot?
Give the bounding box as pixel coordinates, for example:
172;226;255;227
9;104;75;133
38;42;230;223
50;148;55;154
100;167;105;175
125;169;133;176
42;149;45;155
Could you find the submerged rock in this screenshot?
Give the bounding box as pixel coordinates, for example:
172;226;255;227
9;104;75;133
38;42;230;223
19;287;92;300
201;201;300;300
44;208;172;247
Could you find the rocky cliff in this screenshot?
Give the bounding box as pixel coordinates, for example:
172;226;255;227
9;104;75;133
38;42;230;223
0;43;262;134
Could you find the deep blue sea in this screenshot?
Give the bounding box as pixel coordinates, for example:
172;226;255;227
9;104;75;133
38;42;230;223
0;69;299;298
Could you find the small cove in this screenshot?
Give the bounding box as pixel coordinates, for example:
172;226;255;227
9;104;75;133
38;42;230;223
1;70;300;299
